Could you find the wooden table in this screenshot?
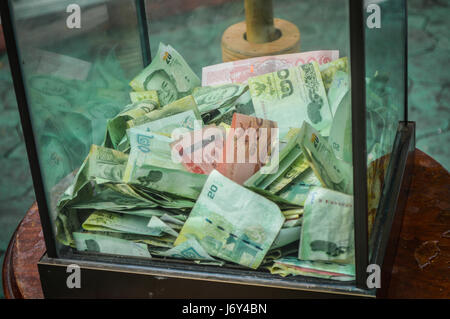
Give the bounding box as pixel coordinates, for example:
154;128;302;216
2;149;449;299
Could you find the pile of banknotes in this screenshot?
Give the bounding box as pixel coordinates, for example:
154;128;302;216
55;43;387;282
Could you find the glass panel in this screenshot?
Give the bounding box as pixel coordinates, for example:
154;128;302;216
364;0;406;237
11;0;360;286
9;0;145;251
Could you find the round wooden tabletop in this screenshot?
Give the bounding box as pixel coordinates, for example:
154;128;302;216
2;149;449;299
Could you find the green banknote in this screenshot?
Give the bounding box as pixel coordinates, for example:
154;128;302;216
270;226;301;250
266;153;309;194
82;211;178;237
328;90;352;164
299;187;354;264
59;145;128;207
73;232;151;258
130;43;200;106
193;83;248;114
319;57;349;93
277;168;321;207
104;99;159;149
326;70;350;117
244;128;302;189
158;237;217;261
248;62;332;137
130;90;159;103
68;185;161;212
127;95;200;128
202;91;256;125
96;231;176;248
132;109;201;137
124;129;207;200
126;128;180;170
298;122;353;194
268;257;354;281
175;170;285;269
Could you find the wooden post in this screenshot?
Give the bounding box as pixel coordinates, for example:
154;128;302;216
245;0;279;43
221;0;300;62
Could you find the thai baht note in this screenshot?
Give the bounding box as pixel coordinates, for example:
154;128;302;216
104;99;159;149
130;43;200;106
193;83;248;114
202;50;339;86
175;170;285;269
269;257;354;281
299;187;354;264
298;122;353;194
73;232;151;258
217;113;278;185
248;62;332;137
127;95;200;129
133;109;201;138
130;90;159;103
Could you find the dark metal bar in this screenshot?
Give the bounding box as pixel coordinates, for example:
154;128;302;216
369;122;415;297
404;0;408;122
135;0;152;66
349;0;369;288
0;0;57;257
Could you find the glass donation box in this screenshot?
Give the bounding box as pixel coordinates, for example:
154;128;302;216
1;0;415;298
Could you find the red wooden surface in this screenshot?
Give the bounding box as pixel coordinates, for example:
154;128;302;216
2;203;45;299
387;150;450;298
2;149;449;298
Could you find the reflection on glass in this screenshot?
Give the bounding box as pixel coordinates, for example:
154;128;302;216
365;0;406;235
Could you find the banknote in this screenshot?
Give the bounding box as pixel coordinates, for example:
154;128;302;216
299;187;354;263
243;127;301;189
158;237;217;261
127;127;181;169
270;226;301;250
92;231;176;249
127;95;200;128
277;168;321;206
130;90;159;103
328;90;352;163
217;113;278;185
130;43;200;106
60;145;128;205
124;131;207;200
281;208;304;219
319;57;349;93
248;62;332;137
175;170;285;269
265;152;309;194
326;70;350;117
69;185;161;212
132;109;201;138
202;50;339;86
282;216;303;229
298;122;353;194
104;99;159;149
201;91;256;125
82;211;178;237
73;232;151;258
193;83;248;114
171;125;226;175
268;257;354;281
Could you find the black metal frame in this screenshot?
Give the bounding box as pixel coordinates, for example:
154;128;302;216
1;0;411;297
349;0;368;288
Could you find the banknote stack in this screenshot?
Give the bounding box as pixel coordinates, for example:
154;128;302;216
54;42;383;282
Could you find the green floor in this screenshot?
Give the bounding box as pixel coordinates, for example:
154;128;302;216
0;0;448;298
